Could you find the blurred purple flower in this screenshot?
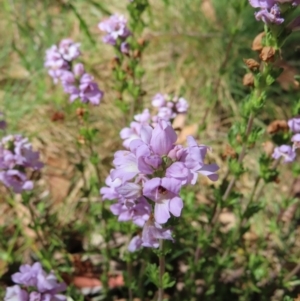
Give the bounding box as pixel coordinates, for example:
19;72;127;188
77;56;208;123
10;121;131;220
120;42;130;54
110;197;151;227
288;117;300;133
128;235;143;252
98;14;131;45
249;0;275;8
292;133;300;149
78;74;104;105
142;218;174;248
4;285;28;301
175;97;189;113
152;93;166;108
58;39;81;61
255;4;284;24
8;262;67;301
0;170;33;193
272;145;296;162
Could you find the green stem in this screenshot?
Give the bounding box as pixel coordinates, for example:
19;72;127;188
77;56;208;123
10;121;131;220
157;239;165;301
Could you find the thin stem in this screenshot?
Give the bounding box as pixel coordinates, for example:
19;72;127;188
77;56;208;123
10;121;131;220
222;113;254;201
157;239;165;301
127;260;133;301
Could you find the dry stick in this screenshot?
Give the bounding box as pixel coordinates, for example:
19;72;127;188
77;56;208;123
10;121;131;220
157;239;165;301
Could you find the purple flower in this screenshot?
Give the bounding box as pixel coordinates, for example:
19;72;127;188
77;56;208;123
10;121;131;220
78;74;104;105
151;93;189;122
292;133;300;150
58;39;81;61
12;262;42;287
175;97;189;113
120;109;151;148
98;14;131;45
128;235;143;252
152;93;166;108
73;63;85;77
255;4;284;24
288;117;300;133
8;262;67;301
4;285;28;301
0;170;33;193
157;107;176;121
272;145;296;162
142;218;174;248
249;0;275;8
44;45;69;84
110;196;151;227
143;177;183;224
111;151;140;182
120;42;130;54
150;119;177;156
100;175;122;200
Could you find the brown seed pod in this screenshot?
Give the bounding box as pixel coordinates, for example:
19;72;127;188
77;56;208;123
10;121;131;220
252;32;265;51
260;46;276;62
243;73;254;87
243;58;260;71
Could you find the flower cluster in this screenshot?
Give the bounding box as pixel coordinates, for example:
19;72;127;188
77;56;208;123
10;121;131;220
249;0;300;24
45;39;104;105
100;119;219;251
120;93;189;149
151;93;189;123
5;262;67;301
98;14;131;54
272;117;300;162
0;135;43;193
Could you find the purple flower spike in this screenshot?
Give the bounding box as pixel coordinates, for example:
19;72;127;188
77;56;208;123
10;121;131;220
255;4;284;24
272;145;296;162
